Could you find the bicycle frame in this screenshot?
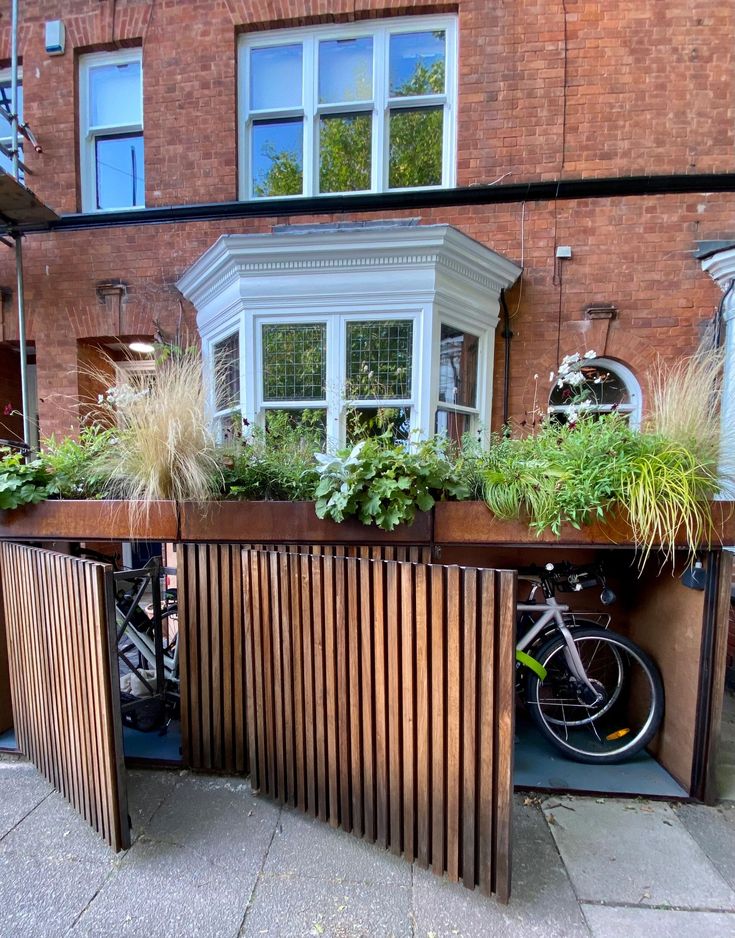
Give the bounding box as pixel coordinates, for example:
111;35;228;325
517;586;603;700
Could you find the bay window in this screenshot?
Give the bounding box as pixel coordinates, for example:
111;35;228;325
79;49;144;212
239;15;457;199
179;225;522;449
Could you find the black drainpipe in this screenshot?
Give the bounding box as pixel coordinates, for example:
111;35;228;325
500;289;513;428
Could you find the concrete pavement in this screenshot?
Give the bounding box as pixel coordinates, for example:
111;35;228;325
1;760;734;937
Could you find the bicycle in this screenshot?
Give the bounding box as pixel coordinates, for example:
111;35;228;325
515;561;664;764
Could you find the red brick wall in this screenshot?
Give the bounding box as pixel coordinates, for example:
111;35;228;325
0;1;729;437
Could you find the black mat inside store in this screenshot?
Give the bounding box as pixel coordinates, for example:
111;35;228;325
513;710;687;797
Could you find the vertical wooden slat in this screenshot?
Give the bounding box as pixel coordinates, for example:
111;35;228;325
400;562;415;863
430;564;445;876
197;544;212;769
242;548;259;791
445;565;461;882
289;552;306;811
279;551;296;805
322;554;340;826
477;569;496;895
300;552;317;815
386;560;402;855
311;553;328;822
373;558;389;848
462;568;478;889
493;570;517;903
415;563;430;868
0;544;129;851
268;552;285;803
360;555;375;842
347;558;363;838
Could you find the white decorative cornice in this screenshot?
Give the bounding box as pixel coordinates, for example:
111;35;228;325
177;225;522;314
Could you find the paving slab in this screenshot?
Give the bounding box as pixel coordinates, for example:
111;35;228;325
145;772;281;876
675;802;735;891
411;797;589;938
242;875;412;938
263;805;411;887
126;767;179;839
0;790;118;938
0;761;52;839
582;903;735;937
70;835;252;938
543;796;735;909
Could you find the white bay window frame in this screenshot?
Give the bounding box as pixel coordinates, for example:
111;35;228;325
79;48;144;213
238;14;458;200
178;226;522;449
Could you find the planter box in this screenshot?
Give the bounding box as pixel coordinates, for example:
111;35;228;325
0;500;178;542
178;499;432;545
434;501;735;549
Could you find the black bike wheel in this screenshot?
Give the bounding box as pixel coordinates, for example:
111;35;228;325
524;626;664;764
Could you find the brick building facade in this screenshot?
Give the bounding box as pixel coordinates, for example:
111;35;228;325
0;0;733;442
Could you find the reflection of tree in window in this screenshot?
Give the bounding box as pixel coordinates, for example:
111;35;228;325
346;320;412;399
213;333;240;411
262;324;326;401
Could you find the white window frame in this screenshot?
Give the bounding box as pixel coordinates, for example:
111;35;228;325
79;48;144;213
238;14;458;201
547;357;642;429
0;67;22;176
207;324;244;441
254;309;420;448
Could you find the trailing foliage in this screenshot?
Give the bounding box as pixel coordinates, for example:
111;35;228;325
314;434;468;531
219;410;321;502
0;449;56;510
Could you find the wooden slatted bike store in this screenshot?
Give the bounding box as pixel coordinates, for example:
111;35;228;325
178;544;517;900
0;542;129;850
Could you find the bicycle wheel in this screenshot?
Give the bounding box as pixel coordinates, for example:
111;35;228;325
524;626;664;764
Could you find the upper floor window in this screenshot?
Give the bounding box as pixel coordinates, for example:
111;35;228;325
0;69;22;176
238;15;457;200
79;50;144;212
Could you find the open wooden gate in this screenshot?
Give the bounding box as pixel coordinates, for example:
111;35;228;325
0;543;129;851
179;543;516;900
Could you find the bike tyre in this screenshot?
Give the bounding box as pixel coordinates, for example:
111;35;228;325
524;626;664;764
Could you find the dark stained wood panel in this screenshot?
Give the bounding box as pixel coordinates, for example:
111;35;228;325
0;542;129;851
241;547;516;901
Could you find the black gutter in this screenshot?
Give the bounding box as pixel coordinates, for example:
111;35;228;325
500;289;513;428
21;172;735;233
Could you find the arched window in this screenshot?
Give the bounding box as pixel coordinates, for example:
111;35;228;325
548;357;642;428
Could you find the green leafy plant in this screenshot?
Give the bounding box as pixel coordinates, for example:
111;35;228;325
315;434;468;531
0;449;56;510
40;425;117;499
219;410;321;502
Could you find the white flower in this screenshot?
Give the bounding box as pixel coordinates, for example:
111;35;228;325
583;350;597;359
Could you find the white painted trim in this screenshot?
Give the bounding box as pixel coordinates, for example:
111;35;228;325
238;14;458;201
79;48;144;213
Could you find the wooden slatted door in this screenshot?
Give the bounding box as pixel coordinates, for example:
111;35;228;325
241;548;517;901
0;543;129;851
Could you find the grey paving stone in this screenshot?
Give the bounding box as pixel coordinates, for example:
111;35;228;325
582;904;735;937
126;766;179;839
262;805;412;887
0;788;117;866
0;761;52;840
242;875;412;938
70;835;252;938
145;772;281;874
675;802;735;891
543;796;735;909
411;797;589;938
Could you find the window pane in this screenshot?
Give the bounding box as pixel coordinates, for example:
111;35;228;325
95;134;144;209
548;365;632;408
251;118;303;197
214;333;240;411
89;62;141;126
346;320;412;399
439;325;479;408
319;113;371;193
250;44;302;110
217;411;244;443
389;30;445;97
264;408;327;447
435;408;471;444
262;323;326;401
319;37;373;103
388;107;442;188
347;406;411;443
0;81;21;135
